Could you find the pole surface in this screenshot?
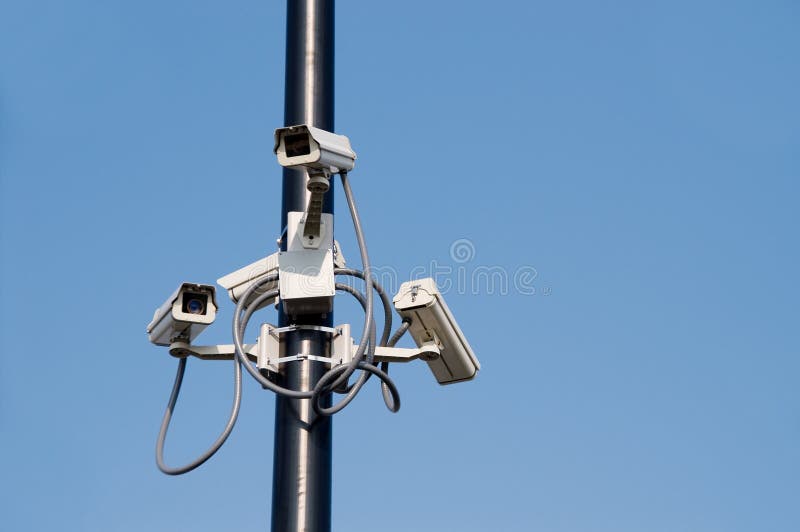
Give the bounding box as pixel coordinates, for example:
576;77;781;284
272;1;335;531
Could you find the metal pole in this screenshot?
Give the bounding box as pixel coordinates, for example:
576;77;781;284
272;1;334;532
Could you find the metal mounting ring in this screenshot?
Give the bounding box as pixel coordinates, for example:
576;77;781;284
271;324;340;336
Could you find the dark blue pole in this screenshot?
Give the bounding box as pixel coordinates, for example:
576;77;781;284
272;1;335;531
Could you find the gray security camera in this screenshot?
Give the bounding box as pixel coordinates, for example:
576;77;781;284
147;283;218;346
274;124;356;174
393;278;480;385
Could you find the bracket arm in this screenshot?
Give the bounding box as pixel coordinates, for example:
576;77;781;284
168;341;258;362
372;343;441;364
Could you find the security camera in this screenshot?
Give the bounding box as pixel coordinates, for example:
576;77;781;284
216;242;347;310
274;124;356;174
217;254;280;311
147;283;218;346
392;278;480;385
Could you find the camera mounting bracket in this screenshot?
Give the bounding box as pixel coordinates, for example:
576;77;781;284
302;170;330;249
166;323;441;378
168;341;258;362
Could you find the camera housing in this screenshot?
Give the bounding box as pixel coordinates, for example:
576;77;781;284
392;278;480;385
147;283;218;346
217;237;346;312
274;124;356;174
279;248;336;316
217;254;280;311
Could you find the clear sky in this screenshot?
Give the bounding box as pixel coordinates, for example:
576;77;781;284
1;1;798;531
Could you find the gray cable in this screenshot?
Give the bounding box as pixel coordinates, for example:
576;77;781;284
314;283;378;415
314;283;403;414
231;279;379;409
156;353;242;475
233;285;314;398
315;360;401;414
335;268;392;347
331;269;392;399
336;270;402;410
388;319;411;348
230;279;389;415
334;282;377;361
324;171;374;391
232;278;393;416
156;286;280;475
378;319;412;411
336;280;409;411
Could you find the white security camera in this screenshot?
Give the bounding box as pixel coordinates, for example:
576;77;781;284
216;241;346;311
217;253;280;311
147;283;218;346
274;124;356;174
392;278;480;385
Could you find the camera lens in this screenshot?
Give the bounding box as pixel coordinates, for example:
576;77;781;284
186;299;205;314
285;133;311;157
182;292;208;315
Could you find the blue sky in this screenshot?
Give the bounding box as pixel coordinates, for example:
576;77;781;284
1;1;798;531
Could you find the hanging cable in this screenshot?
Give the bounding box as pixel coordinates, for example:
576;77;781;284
156;348;242;475
233;285;313;397
314;282;404;415
335;268;392;347
379;319;412;410
322;171;374;391
311;283;377;414
388;320;411;348
331;279;407;411
332;268;392;397
315;360;400;414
